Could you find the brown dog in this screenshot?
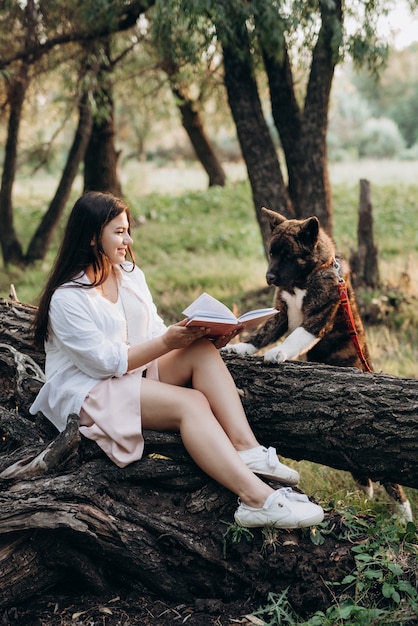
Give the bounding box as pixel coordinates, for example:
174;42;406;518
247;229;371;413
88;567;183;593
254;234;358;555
224;207;412;521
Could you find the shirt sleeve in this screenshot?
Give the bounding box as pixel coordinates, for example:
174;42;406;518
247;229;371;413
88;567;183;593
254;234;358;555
130;266;167;338
48;289;129;378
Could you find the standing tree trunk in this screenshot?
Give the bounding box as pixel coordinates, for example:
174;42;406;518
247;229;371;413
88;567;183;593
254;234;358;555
83;38;123;197
0;0;40;266
260;0;341;235
170;84;226;187
222;40;294;256
0;64;27;266
153;4;227;188
350;179;380;288
25;93;93;264
218;11;294;257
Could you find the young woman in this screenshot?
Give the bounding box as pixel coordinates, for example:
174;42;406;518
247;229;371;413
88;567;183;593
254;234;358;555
30;191;324;529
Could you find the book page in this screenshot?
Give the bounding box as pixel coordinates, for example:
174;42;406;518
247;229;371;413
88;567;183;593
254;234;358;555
238;308;278;329
182;292;236;321
238;308;278;323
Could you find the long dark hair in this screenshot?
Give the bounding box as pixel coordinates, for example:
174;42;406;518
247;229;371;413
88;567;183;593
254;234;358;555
33;191;135;349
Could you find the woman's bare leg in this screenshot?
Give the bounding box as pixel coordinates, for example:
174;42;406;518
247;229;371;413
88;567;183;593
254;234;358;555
157;339;259;451
140;377;273;508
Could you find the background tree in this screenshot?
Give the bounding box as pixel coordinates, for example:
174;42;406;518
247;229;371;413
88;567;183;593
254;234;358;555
83;36;123;196
150;2;227;187
25;83;94;264
216;4;294;253
0;0;154;267
212;0;394;244
144;0;395;253
0;0;38;266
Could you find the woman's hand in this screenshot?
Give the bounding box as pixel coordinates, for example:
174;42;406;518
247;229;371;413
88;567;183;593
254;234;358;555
212;329;241;350
162;320;210;350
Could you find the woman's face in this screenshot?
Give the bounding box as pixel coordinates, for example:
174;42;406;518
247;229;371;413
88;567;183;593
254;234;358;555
100;211;133;265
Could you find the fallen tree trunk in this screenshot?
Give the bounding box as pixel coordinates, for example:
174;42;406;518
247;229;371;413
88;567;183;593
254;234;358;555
0;298;416;614
223;355;418;489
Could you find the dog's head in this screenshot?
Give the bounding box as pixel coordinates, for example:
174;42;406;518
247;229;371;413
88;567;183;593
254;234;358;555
262;207;335;288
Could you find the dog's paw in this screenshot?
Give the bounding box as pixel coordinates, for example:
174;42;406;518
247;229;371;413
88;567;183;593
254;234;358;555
221;342;258;356
263;347;287;363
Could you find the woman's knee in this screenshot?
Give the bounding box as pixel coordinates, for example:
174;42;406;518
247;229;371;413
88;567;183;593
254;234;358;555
182;387;211;414
189;337;223;364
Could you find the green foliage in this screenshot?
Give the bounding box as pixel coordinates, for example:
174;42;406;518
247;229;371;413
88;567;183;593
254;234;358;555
358;118;406;158
326;516;418;623
345;1;390;75
150;0;213;65
250;510;418;625
352;42;418;149
390;83;418;149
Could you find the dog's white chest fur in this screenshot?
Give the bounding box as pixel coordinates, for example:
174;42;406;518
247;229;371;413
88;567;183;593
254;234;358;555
282;288;306;331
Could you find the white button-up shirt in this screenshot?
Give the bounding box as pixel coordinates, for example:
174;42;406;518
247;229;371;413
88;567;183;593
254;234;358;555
30;264;167;431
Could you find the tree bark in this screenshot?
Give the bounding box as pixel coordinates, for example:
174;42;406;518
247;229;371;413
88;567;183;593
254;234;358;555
1;297;417;488
219;17;294;257
223;355;418;488
83;38;123;197
261;1;341;235
171;84;226;187
0;63;27;266
349;178;380;288
0;298;417;613
0;0;37;268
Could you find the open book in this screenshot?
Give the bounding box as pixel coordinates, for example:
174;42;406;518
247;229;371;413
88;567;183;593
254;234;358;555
182;292;278;338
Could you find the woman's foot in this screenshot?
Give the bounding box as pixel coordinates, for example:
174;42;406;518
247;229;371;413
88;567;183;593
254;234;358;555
238;446;300;485
234;487;324;528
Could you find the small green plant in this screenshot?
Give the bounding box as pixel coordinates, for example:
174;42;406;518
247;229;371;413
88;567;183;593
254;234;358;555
345;519;418;609
299;599;387;625
317;516;418;625
261;525;282;554
222;522;254;558
252;588;299;625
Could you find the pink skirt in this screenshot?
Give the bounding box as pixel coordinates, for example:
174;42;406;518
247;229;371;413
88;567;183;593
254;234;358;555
79;369;144;468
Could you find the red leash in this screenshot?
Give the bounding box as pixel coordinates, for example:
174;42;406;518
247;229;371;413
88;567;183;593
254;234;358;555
332;260;373;373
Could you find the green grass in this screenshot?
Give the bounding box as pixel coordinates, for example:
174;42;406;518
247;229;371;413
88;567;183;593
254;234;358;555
332;183;418;260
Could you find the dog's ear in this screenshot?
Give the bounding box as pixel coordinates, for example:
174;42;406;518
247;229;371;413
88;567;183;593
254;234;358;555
261;207;287;231
298;216;320;246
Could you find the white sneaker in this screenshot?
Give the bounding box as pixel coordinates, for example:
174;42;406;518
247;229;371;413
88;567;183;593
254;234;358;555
234;487;324;529
238;446;300;485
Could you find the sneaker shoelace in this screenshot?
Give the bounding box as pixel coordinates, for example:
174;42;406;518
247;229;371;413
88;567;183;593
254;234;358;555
265;446;279;468
278;487;310;502
263;487;310;509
